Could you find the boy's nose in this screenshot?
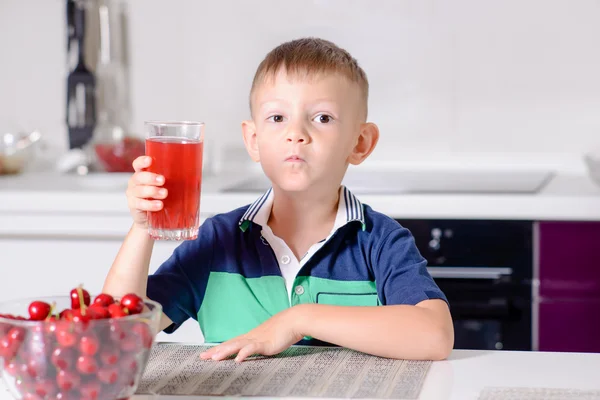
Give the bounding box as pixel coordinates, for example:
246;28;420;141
285;123;310;144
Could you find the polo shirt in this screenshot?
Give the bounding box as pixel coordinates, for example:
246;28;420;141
250;186;368;301
147;186;447;344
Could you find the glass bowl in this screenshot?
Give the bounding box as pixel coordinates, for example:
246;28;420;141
0;295;161;400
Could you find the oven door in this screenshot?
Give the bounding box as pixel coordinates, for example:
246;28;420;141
430;267;532;351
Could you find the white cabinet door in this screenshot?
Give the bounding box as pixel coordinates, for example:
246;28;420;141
0;238;204;343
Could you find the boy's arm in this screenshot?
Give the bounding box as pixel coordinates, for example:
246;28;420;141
102;224;173;332
297;299;453;360
201;299;452;362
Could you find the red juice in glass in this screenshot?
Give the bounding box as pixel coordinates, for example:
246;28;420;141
144;121;204;241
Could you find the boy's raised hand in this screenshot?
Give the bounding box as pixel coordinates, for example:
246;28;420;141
126;156;168;229
200;307;305;362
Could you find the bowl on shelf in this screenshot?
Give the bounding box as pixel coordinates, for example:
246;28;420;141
0;295;161;400
0;131;42;175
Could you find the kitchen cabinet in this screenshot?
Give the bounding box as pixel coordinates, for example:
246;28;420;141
0;237;204;343
538;221;600;353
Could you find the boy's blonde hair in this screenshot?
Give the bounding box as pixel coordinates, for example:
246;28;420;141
250;37;369;119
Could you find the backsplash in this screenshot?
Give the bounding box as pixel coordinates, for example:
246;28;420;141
1;0;600;167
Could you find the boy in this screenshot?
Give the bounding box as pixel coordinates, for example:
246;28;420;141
103;37;454;362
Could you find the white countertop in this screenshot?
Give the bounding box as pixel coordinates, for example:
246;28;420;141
1;164;599;238
2;349;599;400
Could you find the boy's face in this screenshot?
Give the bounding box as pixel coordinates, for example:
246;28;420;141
242;68;378;193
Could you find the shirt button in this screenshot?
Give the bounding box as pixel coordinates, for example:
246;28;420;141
295;285;305;295
281;255;291;265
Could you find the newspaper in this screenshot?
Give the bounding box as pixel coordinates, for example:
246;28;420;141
136;343;431;399
478;387;600;400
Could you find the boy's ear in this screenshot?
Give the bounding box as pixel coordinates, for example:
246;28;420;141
242;120;260;162
348;122;379;165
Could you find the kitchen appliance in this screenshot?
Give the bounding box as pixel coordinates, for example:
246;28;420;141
66;0;96;149
397;219;534;351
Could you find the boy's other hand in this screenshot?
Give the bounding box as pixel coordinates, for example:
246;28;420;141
200;306;305;362
126;156;167;229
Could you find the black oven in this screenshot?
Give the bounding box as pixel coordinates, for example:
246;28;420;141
396;219;533;351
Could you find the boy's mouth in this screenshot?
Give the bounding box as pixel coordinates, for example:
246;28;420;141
285;155;305;162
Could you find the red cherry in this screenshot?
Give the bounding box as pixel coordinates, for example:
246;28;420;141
59;309;74;321
53;392;79;400
120;332;142;353
108;322;126;341
99;347;120;366
22;393;43;400
34;378;57;398
56;369;80;392
76;355;98;375
4;360;18;376
79;380;102;400
28;301;52;321
51;347;76;370
69;287;91;310
25;356;48;378
0;336;18;360
132;322;154;349
119;353;138;374
120;293;144;315
92;293;115;307
79;333;100;356
107;303;128;318
55;322;77;348
97;365;119;384
8;326;26;343
87;305;110;320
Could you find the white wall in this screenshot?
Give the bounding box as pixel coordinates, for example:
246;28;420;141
2;0;600;168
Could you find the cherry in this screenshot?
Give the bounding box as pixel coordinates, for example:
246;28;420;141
51;347;76;370
0;336;18;360
8;326;26;343
22;393;43;400
92;293;115;307
97;365;119;384
79;333;100;356
25;355;48;378
28;301;52;321
99;347;120;366
120;332;142;353
107;303;128;318
45;318;59;335
56;369;81;392
59;309;74;321
108;322;126;341
70;287;91;310
79;380;102;400
4;360;18;376
120;293;144;315
87;305;110;320
118;353;138;374
53;392;79;400
55;322;77;348
76;355;98;375
132;322;154;349
34;378;58;398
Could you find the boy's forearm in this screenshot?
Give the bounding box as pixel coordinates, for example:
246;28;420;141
296;301;454;361
102;224;155;298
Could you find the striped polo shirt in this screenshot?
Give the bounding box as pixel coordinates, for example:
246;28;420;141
147;186;447;343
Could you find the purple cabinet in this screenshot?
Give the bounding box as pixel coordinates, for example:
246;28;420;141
538;221;600;353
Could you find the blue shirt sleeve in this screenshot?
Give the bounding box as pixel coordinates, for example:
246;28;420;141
146;219;215;333
372;227;448;306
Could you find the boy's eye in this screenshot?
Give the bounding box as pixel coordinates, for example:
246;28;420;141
313;114;332;124
267;115;284;123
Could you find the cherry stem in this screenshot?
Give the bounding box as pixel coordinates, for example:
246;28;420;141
45;302;57;321
77;285;86;316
